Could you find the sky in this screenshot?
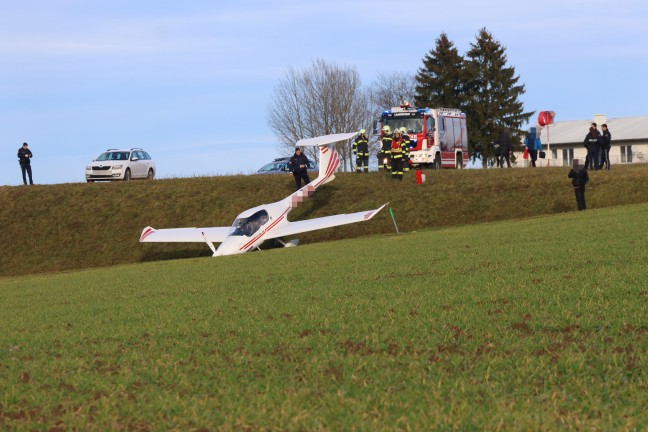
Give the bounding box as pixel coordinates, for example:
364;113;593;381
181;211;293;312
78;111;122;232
1;0;647;185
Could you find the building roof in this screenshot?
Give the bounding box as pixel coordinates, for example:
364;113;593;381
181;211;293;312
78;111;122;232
539;116;648;145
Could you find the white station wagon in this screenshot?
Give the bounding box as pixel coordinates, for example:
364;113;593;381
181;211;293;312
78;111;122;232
85;148;155;182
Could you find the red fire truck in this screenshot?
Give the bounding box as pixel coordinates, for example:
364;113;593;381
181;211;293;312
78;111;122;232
376;106;469;169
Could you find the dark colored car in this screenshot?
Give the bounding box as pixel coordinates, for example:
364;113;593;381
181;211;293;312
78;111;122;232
255;157;318;174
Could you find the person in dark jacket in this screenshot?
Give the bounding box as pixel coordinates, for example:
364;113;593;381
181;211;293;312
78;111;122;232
352;129;369;173
378;126;392;171
568;159;589;211
390;129;406;180
598;124;611;170
17;142;34;185
288;147;311;190
399;127;411;172
583;124;601;170
495;128;513;168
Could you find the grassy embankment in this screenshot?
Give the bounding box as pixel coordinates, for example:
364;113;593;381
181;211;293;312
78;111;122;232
1;164;647;277
0;202;646;429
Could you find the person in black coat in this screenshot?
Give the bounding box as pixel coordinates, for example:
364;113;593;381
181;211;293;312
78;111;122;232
17;142;34;185
352;129;369;173
583;125;601;170
495;128;512;168
288;147;311;191
598;124;611;170
568;159;589;211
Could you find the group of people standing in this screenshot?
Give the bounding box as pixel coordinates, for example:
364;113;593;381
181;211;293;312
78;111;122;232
568;122;613;211
494;128;513;168
493;127;544;169
584;122;612;170
371;126;410;180
291;123;613;212
288;127;412;190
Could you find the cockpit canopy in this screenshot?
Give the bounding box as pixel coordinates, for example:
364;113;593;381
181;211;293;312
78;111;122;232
231;210;269;237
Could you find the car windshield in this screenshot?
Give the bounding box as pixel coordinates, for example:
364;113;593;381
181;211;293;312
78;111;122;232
257;162;287;173
96;152;130;161
384;116;424;134
230;210;269;237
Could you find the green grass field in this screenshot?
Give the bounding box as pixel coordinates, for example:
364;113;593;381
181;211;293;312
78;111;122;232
1;203;646;430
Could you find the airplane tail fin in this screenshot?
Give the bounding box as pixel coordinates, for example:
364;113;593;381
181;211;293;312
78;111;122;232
295;132;356;189
312;144;339;188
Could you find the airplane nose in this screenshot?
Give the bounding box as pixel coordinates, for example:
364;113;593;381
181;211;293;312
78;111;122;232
214;238;245;256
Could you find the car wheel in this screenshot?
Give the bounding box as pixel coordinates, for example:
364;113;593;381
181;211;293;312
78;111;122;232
434;153;442;170
87;180;94;183
147;169;154;180
124;168;131;181
456;154;463;169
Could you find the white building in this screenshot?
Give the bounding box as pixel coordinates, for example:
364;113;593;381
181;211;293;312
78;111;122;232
534;115;648;167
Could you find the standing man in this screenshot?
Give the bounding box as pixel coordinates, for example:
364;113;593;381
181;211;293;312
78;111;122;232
17;142;34;185
390;128;406;180
598;124;611;170
583;127;600;170
525;127;539;167
378;125;392;172
495;128;512;168
568;159;589;211
399;127;411;172
288;147;311;191
352;129;369;173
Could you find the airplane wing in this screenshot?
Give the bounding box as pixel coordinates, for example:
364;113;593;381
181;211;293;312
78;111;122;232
267;204;386;239
140;226;231;243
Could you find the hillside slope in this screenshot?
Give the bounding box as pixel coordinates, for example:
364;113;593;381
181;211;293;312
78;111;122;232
1;165;647;277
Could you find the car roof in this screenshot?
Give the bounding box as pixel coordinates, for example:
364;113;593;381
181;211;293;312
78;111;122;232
104;148;146;152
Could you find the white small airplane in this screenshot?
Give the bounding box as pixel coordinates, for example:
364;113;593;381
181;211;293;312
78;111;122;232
139;132;386;256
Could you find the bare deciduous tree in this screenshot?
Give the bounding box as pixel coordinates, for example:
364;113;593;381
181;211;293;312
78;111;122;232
267;59;373;172
368;71;417;115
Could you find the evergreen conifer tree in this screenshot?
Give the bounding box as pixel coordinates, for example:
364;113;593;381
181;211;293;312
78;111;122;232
463;28;533;166
415;33;465;109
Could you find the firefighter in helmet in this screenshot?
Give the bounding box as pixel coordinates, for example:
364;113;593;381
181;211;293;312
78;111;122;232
399;127;411;172
353;129;369;173
379;125;392;171
390;128;407;180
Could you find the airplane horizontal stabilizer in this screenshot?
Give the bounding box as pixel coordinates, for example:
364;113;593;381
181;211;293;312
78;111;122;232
296;132;356;148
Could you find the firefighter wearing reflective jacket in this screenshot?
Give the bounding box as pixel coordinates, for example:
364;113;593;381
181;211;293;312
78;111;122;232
353;129;369;173
379;125;392;171
399;127;411;172
390;129;406;180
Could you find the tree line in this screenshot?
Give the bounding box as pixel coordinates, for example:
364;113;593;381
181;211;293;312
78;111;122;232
267;28;533;170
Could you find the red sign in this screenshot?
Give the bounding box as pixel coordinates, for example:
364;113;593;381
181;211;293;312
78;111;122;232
538;111;555;127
